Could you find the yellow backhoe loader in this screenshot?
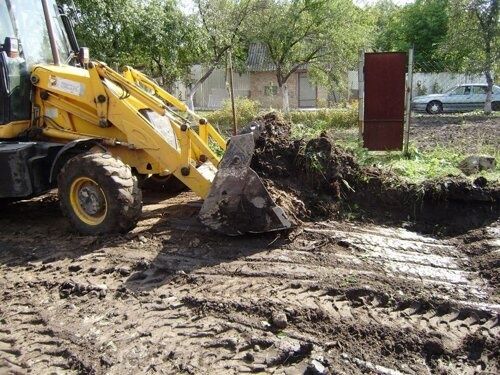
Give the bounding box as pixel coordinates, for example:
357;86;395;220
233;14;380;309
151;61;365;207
0;0;291;235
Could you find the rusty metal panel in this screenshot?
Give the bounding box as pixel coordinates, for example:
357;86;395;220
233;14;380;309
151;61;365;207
363;52;406;151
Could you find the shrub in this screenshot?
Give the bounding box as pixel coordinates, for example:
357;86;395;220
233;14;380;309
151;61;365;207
290;103;358;139
206;98;261;131
205;99;357;139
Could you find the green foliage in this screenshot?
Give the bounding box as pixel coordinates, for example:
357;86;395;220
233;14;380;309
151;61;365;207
440;0;499;74
184;0;258;107
248;0;372;110
371;0;450;71
205;98;261;130
61;0;139;65
290;105;358;139
193;0;255;67
440;0;498;113
60;0;194;87
206;100;358;138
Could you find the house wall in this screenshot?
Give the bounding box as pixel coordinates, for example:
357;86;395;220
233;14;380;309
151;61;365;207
317;85;328;105
190;65;250;109
249;71;299;109
186;65;334;109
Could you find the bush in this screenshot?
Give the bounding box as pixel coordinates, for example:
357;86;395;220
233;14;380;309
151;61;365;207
205;99;358;139
206;98;260;131
290;103;358;139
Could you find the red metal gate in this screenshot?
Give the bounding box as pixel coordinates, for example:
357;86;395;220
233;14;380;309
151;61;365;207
362;52;406;150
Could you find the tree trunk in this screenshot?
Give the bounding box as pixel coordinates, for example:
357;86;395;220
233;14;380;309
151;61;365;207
186;88;195;111
484;70;493;115
280;83;290;113
186;65;218;110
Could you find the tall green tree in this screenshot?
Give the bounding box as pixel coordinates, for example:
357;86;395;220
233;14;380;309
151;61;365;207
372;0;449;71
442;0;499;113
186;0;256;109
61;0;140;66
251;0;370;112
130;0;196;87
60;0;194;88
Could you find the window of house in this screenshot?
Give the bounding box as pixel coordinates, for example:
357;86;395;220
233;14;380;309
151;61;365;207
264;82;278;96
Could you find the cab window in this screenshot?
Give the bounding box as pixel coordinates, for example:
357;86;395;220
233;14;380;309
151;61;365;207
0;1;31;123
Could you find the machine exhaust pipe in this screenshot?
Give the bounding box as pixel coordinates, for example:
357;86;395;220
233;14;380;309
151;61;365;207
41;0;61;66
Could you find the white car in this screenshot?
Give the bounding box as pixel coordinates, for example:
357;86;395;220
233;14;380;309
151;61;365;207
412;84;500;114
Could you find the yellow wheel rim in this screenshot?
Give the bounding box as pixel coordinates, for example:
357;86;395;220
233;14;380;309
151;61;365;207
69;177;108;226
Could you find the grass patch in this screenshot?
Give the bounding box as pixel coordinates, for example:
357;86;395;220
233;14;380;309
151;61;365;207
290;104;358;139
336;134;499;183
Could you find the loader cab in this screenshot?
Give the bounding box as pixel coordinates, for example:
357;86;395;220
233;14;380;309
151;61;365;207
0;0;73;128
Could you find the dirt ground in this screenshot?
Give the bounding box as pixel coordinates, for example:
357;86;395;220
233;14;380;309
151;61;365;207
0;194;498;374
330;113;500;154
410;114;500;153
0;114;499;374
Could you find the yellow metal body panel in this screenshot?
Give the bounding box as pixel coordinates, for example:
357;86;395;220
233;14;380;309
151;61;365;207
0;120;30;138
26;61;227;198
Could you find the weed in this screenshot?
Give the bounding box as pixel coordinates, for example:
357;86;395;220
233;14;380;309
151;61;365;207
290;104;358;139
205;98;261;130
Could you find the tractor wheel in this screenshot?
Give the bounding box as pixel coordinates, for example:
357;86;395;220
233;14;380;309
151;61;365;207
58;152;142;235
142;173;187;194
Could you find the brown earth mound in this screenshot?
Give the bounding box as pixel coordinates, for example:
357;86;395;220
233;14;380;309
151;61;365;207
249;112;500;235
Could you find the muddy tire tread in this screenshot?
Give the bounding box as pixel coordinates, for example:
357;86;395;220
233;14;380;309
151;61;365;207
58;152;142;235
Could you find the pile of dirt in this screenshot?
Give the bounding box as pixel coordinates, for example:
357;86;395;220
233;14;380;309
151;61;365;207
250;112;500;234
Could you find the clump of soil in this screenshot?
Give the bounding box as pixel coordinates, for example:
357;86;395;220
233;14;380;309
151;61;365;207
249;112;362;222
249;112;499;234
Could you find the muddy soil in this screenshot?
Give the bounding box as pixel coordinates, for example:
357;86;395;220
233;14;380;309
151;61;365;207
251;113;499;235
329;114;500;154
0;190;498;374
0;113;498;374
410;114;500;153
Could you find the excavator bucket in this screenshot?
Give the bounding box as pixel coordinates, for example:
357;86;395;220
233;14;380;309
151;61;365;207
199;123;292;236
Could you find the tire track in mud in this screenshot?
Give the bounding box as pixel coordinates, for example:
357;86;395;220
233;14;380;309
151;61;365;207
182;276;498;344
124;221;499;373
186;276;499;341
0;193;498;375
0;290;92;374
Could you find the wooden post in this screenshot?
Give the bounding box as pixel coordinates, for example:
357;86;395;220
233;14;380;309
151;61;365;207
358;50;364;145
403;48;414;155
228;50;238;135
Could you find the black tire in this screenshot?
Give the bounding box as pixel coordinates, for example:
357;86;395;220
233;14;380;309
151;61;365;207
426;101;443;115
492;101;500;111
142;174;187;194
58;152;142;235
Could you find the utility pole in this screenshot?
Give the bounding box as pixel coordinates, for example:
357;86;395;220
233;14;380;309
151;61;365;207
228;50;238;135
